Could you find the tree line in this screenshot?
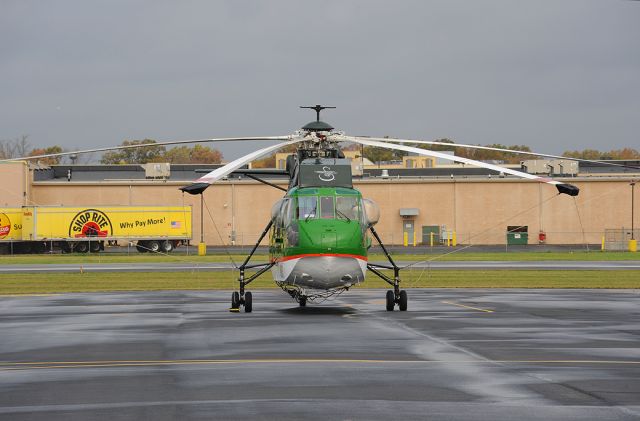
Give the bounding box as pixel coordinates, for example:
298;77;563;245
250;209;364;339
2;135;638;166
100;140;223;164
0;137;223;165
354;139;534;165
360;138;640;164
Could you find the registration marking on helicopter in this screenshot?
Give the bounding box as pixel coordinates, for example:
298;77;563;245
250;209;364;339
441;301;494;313
3;358;640;371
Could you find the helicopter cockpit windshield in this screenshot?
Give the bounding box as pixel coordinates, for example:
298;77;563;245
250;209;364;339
296;194;360;222
297;196;317;220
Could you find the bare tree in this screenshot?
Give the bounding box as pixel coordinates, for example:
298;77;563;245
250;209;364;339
14;135;30;157
0;135;30;159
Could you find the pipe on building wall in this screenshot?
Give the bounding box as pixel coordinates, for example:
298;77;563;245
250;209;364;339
231;182;236;245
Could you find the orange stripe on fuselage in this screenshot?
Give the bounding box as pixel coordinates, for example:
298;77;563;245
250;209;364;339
273;253;368;263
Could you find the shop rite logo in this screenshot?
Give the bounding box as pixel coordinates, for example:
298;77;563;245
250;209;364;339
0;213;10;239
69;209;113;238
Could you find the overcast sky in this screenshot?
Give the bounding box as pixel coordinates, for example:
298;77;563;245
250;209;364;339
1;0;639;161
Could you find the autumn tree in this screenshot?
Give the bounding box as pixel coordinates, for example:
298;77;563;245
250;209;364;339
189;145;223;164
163;146;192;163
457;144;533;164
163;145;223;164
101;139;166;164
414;138;456;152
252;144;298;168
563;148;640;160
562;149;605;160
28;145;64;165
362;146;394;164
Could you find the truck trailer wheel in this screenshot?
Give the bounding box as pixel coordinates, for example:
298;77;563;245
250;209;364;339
147;240;160;253
89;241;101;253
136;242;148;253
161;240;174;253
60;242;72;253
32;242;47;254
74;242;89;253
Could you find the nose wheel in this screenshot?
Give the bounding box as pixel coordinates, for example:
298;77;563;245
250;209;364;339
230;290;252;313
386;289;408;311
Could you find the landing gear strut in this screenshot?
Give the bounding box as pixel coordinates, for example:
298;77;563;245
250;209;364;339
367;226;408;311
230;220;274;313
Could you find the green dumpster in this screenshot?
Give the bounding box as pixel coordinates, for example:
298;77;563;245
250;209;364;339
507;226;528;245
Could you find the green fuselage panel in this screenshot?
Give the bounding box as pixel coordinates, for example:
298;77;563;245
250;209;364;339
269;186;368;260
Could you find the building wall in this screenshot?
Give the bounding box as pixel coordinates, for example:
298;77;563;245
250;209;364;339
29;177;638;245
0;162;29;207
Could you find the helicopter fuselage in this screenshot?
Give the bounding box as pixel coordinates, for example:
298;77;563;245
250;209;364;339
232;140;381;304
269;184;369;293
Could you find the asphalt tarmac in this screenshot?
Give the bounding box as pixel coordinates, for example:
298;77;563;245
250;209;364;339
1;289;639;420
2;260;640;273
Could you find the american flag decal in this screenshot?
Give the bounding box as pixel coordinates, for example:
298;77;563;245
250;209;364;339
171;221;181;229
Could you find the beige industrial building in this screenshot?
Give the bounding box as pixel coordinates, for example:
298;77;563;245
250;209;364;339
1;161;638;247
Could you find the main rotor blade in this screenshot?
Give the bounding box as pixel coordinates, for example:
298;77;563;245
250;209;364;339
372;138;640;171
180;137;305;195
337;135;579;196
1;136;293;163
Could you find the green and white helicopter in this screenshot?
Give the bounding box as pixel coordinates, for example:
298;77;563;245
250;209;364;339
21;105;631;313
179;105;583;313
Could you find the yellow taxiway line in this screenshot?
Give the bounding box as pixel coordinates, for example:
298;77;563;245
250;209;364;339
441;300;494;313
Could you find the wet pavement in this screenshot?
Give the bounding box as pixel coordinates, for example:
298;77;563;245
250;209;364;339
1;289;639;420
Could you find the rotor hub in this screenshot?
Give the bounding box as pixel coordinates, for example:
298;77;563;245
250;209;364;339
301;120;334;132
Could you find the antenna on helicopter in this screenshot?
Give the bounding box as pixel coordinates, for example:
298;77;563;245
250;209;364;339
300;105;336;132
300;105;336;122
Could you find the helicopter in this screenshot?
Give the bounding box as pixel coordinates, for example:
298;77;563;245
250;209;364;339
176;105;583;313
17;104;640;313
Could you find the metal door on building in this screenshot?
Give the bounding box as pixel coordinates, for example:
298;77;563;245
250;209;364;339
403;220;414;246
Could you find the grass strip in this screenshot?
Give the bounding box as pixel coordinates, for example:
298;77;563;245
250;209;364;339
0;251;638;265
0;270;638;295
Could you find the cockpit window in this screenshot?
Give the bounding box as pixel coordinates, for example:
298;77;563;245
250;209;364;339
297;194;361;222
336;196;359;221
297;196;317;220
320;196;334;219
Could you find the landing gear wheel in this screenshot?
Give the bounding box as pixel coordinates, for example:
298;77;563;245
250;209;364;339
399;290;408;311
299;296;307;307
244;291;252;313
231;291;240;309
386;290;395;311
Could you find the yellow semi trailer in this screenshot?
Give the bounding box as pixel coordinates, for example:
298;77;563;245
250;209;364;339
0;206;192;254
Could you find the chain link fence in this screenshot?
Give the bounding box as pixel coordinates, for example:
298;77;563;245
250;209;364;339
604;229;640;251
